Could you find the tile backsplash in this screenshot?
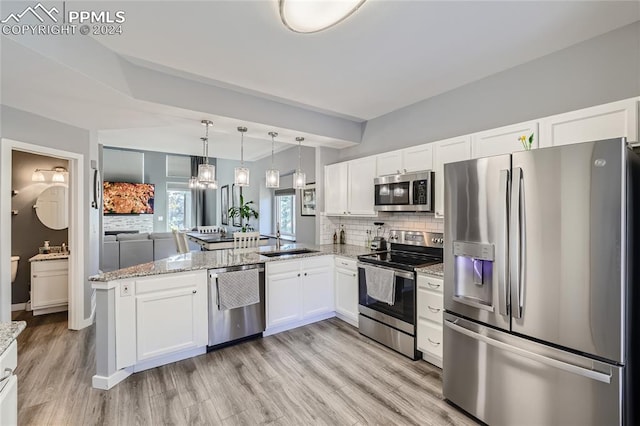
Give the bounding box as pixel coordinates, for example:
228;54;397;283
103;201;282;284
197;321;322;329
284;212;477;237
320;213;443;247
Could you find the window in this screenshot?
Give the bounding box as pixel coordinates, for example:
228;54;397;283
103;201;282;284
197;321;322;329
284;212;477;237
167;183;192;231
275;192;296;238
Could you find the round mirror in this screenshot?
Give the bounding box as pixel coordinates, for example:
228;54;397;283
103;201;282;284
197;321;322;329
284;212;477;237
35;185;69;230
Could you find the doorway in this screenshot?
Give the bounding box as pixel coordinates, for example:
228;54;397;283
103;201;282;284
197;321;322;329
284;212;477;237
1;139;86;330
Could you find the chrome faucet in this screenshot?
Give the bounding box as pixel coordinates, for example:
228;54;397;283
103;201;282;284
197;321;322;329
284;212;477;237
276;222;281;250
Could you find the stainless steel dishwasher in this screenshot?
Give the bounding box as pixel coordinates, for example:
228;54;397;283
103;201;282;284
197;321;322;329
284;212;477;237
207;263;266;349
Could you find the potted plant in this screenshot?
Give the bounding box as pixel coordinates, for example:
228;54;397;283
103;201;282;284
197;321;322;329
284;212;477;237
228;194;259;232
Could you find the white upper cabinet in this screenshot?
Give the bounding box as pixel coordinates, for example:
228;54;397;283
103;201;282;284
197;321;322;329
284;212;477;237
402;143;433;172
325;156;377;216
347;156;377;216
433;136;472;218
324;162;348;215
471;121;539;159
539;98;639;148
376;150;403;176
376;144;434;177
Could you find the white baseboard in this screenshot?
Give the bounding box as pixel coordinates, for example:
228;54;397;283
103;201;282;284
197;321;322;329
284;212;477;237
264;311;336;337
92;367;133;390
421;352;442;369
11;303;26;312
335;312;358;328
33;305;68;316
132;346;206;373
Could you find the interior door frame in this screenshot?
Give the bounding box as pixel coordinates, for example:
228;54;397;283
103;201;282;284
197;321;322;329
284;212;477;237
0;138;86;330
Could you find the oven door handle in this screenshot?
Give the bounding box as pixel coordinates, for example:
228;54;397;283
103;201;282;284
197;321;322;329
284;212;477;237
357;262;414;280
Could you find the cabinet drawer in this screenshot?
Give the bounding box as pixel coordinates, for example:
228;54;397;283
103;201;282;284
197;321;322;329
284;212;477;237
334;256;356;271
31;259;68;273
417;289;443;323
135;271;204;295
266;259;301;275
417;274;443;293
417;319;443;359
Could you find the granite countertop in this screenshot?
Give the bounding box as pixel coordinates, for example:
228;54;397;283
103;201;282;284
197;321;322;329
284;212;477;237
0;321;26;356
29;253;70;262
90;244;377;282
416;262;444;278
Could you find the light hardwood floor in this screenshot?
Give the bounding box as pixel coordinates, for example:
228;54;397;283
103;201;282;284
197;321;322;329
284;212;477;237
12;311;477;425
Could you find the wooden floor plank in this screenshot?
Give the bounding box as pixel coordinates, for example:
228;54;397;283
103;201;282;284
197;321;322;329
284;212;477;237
14;312;478;425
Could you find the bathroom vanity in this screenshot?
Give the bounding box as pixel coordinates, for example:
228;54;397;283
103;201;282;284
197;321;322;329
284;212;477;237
29;253;69;315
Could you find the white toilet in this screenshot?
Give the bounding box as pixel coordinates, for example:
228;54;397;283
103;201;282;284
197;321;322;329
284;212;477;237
10;256;19;283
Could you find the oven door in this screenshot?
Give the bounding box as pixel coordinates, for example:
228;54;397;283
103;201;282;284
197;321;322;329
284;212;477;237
357;263;416;333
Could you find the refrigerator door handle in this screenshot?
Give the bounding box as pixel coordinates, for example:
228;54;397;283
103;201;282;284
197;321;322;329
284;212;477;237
445;319;612;384
499;169;510;316
510;167;523;318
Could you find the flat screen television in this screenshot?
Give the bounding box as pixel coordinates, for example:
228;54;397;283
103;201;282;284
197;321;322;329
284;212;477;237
103;182;155;214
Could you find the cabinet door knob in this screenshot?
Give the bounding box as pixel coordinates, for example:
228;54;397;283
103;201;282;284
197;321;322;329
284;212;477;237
352;273;356;277
304;273;307;276
297;273;301;277
192;290;197;294
33;275;38;278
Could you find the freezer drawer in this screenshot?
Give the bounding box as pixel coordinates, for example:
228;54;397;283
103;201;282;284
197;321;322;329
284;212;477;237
443;314;622;426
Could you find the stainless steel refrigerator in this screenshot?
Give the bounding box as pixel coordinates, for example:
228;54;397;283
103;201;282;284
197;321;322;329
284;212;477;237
443;138;639;426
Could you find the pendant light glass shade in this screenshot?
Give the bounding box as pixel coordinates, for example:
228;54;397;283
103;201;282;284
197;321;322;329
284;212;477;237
292;136;306;189
266;169;280;188
52;171;65;183
293;171;306;189
188;177;198;189
234;126;250;187
265;131;280;188
197;163;216;183
234;167;250;186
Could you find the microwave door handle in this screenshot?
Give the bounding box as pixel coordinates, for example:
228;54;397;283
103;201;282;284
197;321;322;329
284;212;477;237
499;169;510;316
510;167;523;319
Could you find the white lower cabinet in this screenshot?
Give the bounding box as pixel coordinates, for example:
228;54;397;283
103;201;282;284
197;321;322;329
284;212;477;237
31;259;68;315
266;256;334;334
334;257;359;326
0;341;18;426
115;270;208;369
416;273;444;367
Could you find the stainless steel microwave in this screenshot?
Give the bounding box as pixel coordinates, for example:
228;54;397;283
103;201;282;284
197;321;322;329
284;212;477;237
374;171;433;212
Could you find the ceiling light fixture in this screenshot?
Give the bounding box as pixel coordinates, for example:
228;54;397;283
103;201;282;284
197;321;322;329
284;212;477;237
293;137;306;189
234;126;250;187
190;120;217;190
265;132;280;188
279;0;367;33
31;169;46;182
31;167;68;183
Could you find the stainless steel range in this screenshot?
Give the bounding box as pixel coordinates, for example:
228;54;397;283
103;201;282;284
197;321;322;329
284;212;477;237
357;230;443;359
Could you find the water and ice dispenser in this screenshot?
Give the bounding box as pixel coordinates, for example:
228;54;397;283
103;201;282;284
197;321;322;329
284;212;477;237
452;241;495;311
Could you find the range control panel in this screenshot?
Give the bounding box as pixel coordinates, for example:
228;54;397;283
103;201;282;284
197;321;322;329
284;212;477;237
388;230;444;247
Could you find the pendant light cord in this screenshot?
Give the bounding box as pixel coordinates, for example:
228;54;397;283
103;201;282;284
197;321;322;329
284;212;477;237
296;136;304;172
241;131;244;166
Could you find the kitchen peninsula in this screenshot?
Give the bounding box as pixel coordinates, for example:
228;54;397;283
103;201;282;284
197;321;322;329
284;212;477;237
90;243;373;390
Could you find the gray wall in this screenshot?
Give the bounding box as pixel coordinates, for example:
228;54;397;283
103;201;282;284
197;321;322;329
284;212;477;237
11;151;69;304
1;105;99;320
216;144;317;244
102;147;215;232
339;21;640;161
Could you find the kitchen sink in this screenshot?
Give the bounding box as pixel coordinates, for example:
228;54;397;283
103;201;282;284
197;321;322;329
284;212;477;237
261;249;319;257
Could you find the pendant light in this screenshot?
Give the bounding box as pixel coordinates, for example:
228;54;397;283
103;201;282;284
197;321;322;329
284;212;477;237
265;131;280;188
234;126;250;187
196;120;216;186
293;137;306;189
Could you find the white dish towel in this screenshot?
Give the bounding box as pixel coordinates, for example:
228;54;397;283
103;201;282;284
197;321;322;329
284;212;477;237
364;265;396;305
217;268;260;310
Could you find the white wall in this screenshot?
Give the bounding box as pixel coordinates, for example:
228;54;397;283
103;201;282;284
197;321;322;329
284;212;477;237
1;106;99;321
339;21;640;161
